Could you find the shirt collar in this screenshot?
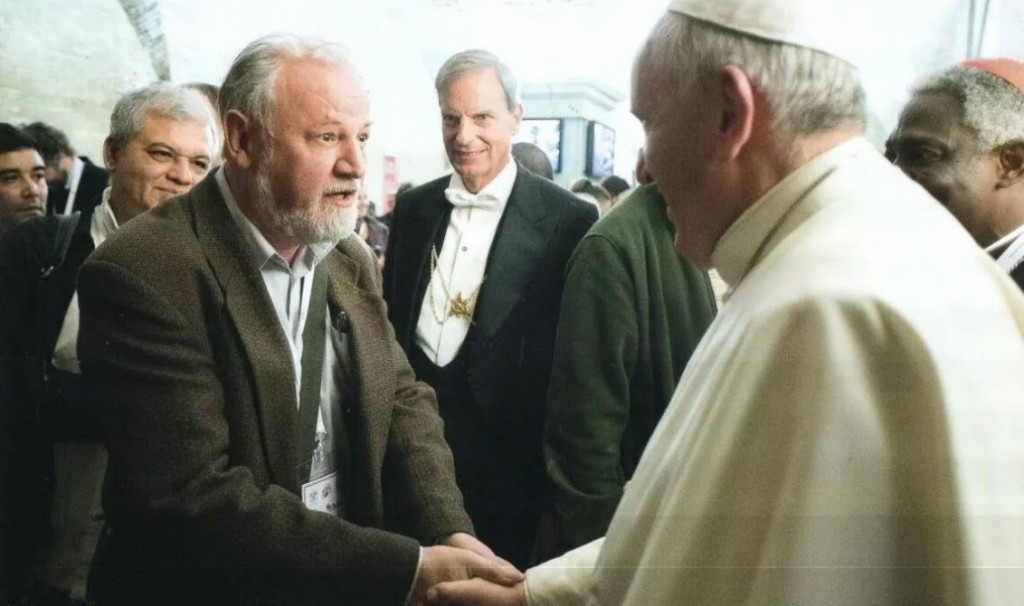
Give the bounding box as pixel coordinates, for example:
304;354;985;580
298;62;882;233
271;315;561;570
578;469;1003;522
712;137;872;287
447;156;518;208
89;186;120;247
984;223;1024;256
215;168;334;274
65;156;85;192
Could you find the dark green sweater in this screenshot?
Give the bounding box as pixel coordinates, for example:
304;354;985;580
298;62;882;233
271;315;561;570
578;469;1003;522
545;184;718;548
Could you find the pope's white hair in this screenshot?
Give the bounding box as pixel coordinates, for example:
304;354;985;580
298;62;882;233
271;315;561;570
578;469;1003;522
641;12;866;142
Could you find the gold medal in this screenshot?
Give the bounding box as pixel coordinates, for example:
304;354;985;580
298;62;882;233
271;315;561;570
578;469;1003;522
428;245;482;323
450;292;474;319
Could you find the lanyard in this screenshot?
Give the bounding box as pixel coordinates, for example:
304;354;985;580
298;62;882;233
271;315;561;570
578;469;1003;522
296;266;329;485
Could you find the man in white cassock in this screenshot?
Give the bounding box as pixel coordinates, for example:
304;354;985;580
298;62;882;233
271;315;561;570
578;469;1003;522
424;0;1024;605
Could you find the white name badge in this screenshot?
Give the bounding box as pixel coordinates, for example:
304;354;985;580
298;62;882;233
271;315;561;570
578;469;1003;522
302;471;340;516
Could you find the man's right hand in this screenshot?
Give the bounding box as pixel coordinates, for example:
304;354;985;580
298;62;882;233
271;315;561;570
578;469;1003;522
408;545;523;605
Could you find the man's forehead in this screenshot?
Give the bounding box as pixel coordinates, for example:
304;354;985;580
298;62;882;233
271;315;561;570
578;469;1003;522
440;67;506;102
897;91;965;138
0;148;45;169
278;59;365;98
135;114;215;156
275;59;370;121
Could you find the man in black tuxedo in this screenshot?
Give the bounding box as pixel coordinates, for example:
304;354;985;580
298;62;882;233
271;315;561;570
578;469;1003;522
383;49;598;568
22;122;108;222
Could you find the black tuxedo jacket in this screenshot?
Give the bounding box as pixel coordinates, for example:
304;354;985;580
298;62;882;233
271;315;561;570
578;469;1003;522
382;165;596;563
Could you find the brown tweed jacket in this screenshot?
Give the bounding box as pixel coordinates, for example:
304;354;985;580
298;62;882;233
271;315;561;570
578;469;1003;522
76;173;472;605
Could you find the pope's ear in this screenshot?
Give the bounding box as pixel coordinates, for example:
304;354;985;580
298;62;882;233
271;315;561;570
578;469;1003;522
717;65;755;160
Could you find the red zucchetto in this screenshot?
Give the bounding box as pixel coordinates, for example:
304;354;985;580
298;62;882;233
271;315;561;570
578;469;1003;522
962;58;1024;92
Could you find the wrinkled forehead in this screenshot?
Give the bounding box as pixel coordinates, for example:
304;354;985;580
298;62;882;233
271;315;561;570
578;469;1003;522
274;59;370;120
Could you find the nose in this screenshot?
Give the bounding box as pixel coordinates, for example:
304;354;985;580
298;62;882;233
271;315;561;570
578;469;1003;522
166;156;195;186
453;119;477;147
23;176;44;199
335;140;366;179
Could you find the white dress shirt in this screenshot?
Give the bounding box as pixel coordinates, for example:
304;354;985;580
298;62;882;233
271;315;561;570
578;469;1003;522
60;156;86;216
216;169;342;454
415;160;517;366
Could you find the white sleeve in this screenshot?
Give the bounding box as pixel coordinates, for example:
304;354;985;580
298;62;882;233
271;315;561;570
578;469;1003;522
524;538;604;606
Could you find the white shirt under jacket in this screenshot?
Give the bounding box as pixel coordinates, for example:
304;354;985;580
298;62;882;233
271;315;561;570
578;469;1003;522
525;138;1024;606
415;160;517;366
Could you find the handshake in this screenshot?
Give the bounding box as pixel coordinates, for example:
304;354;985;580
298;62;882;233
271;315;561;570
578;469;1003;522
409;533;528;606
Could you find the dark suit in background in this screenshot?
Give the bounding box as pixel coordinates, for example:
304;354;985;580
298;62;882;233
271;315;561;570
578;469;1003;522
383;165;596;567
47;157;107;222
76;175;472;605
0;213;98;603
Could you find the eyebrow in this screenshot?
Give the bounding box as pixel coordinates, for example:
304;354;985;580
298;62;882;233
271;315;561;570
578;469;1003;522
146;142;211;161
890;134;946;149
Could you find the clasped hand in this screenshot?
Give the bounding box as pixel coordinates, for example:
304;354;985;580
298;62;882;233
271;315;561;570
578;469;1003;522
408;533;527;606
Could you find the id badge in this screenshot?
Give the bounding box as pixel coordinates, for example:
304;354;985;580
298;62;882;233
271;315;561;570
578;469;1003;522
302;471;340;516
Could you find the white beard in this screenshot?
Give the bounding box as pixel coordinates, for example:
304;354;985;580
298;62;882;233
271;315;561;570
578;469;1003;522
252;156;359;246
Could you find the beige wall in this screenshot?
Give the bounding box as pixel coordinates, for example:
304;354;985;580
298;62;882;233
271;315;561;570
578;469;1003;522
0;0;157;163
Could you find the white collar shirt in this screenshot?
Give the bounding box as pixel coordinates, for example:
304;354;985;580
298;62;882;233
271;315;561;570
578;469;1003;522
61;156;85;216
415;159;518;366
216;169;342;479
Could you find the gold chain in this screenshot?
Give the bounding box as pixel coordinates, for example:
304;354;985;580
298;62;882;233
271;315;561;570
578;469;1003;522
428;245;482;322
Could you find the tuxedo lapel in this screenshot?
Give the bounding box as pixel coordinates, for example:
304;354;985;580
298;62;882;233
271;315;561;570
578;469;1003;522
397;182;451;347
474;169;559;341
190;176;301;491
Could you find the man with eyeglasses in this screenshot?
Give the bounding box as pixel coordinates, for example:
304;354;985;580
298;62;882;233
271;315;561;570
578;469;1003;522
0;82;216;606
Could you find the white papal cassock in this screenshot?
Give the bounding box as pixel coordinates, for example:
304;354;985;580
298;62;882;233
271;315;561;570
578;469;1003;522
526;138;1024;606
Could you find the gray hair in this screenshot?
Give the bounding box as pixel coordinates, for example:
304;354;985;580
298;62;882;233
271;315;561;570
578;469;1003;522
435;49;520;110
219;34;354;136
913;65;1024;152
642;13;866;142
108;83;215;151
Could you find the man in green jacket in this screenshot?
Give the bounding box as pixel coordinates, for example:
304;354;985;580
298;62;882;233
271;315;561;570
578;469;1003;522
545;183;717;550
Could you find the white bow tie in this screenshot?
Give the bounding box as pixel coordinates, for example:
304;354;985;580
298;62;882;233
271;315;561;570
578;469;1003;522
445;188;500;210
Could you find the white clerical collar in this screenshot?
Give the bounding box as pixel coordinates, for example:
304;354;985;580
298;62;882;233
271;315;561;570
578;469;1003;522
447;157;518;208
215;168;334;272
985;223;1024;274
89;187;120;248
984;223;1024;255
712;137;872;287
